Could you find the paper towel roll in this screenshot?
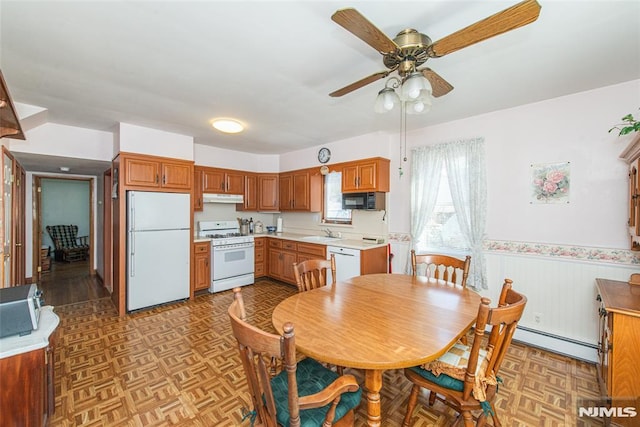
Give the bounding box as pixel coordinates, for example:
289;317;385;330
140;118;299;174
276;217;283;233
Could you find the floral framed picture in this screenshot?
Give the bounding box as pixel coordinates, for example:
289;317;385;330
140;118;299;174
530;161;570;204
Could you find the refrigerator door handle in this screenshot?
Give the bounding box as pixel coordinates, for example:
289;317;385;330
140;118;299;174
129;231;135;277
129;193;135;231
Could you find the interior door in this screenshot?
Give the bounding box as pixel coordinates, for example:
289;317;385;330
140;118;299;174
13;161;25;285
103;169;113;292
3;151;13;287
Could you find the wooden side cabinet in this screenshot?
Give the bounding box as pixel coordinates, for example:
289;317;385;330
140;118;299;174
0;308;59;427
619;133;640;250
193;241;211;292
595;278;640;427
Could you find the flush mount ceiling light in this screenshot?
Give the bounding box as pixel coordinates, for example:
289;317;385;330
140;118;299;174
211;118;244;134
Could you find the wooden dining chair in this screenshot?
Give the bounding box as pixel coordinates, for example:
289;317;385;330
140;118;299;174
411;250;471;288
401;279;527;427
293;254;336;293
227;287;361;427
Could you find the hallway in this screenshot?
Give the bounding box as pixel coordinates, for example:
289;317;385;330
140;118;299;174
37;260;109;306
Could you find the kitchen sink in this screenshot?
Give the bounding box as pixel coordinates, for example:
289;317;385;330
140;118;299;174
300;235;343;242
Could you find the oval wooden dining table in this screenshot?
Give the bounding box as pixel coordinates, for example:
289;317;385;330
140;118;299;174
272;273;482;427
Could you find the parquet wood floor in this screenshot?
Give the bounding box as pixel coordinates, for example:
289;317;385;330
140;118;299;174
49;279;604;426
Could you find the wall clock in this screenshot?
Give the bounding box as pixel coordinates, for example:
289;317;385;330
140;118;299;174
318;147;331;164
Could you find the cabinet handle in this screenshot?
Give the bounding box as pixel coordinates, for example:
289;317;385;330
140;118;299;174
596;294;602;302
163;175;166;185
155;174;159;184
599;308;607;317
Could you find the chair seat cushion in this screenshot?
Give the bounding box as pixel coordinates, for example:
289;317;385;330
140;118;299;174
419;342;497;402
271;357;362;426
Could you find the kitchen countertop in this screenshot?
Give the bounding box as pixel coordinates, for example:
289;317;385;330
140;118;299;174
193;232;387;250
0;306;59;359
252;232;387;251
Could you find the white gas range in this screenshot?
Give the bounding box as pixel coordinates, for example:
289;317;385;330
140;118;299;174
198;220;255;293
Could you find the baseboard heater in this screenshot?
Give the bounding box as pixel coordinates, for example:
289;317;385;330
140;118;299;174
513;325;598;363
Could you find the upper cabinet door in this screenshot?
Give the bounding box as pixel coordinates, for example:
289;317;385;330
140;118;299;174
202;169;225;192
341;158;390;193
258;174;279;211
225;171;245;195
161;161;192;190
124;157;161;188
201;168;244;194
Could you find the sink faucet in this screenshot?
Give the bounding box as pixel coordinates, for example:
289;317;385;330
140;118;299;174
323;228;335;238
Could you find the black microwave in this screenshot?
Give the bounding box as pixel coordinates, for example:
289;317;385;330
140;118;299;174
342;192;386;211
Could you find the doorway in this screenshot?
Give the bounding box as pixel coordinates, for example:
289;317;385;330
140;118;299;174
33;176;95;303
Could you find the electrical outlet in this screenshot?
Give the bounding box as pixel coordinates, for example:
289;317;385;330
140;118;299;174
534;312;542;324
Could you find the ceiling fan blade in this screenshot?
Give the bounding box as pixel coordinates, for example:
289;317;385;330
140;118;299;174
329;71;391;97
419;68;454;98
332;8;399;54
428;0;541;58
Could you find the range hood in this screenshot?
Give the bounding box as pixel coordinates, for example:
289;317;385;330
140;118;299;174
203;193;244;204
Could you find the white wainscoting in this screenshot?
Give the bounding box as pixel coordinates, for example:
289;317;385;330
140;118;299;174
486;249;639;363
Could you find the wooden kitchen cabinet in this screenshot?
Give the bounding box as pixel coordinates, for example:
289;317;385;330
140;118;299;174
341;157;390;193
239;173;258;211
254;237;266;278
258;174;279;211
193;167;204;211
0;310;58;427
268;239;297;284
296;242;326;263
201;167;244;195
267;239;326;285
279;169;321;212
595;278;640;426
193;241;210;292
122;153;193;191
619;133;640;250
360;245;388;274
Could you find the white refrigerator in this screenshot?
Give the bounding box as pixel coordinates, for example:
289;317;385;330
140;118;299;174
127;191;191;311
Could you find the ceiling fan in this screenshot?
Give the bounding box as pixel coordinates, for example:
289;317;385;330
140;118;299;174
329;0;541;99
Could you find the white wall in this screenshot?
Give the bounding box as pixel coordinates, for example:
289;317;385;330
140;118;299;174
195;143;279;172
279;131;392;172
119;123;193;161
9;122;113;161
391;79;639;248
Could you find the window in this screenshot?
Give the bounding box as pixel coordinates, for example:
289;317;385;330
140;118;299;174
323;172;351;224
418;167;468;253
410;137;487;289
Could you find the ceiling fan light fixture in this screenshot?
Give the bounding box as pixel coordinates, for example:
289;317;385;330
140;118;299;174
401;72;432;101
374;87;401;114
406;90;433;115
211;118;244;134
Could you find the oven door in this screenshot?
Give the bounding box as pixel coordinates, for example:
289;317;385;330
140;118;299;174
212;242;255;280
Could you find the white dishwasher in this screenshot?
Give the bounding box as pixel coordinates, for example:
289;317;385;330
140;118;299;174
327;246;361;282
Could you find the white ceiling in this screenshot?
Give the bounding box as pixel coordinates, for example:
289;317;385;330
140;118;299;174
1;0;639;159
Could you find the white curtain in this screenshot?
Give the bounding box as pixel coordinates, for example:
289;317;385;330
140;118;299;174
408;137;488;290
407;145;443;273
